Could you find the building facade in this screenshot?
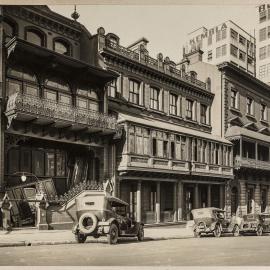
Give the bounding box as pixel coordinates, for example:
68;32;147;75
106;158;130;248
88;28;234;223
184;49;270;217
184;20;256;76
0;6;118;227
256;4;270;84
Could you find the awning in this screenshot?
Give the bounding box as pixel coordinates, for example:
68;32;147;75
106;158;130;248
118;113;232;144
225;126;270;143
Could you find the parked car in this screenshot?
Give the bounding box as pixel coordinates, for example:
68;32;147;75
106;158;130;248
72;191;144;244
241;213;270;236
191;207;242;238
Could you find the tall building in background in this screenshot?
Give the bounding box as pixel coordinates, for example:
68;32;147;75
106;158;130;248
256;4;270;84
184;20;256;76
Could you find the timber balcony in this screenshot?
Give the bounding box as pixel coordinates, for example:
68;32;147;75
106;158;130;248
235;156;270;171
5;93;117;134
104;40;207;91
118;153;233;178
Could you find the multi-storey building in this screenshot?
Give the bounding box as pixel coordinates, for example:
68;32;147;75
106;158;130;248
184;20;256;76
256;4;270;84
0;6;118;228
88;28;234;223
183;48;270;217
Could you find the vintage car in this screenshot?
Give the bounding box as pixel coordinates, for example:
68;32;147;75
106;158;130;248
191;207;242;238
241;213;270;236
72;191;144;244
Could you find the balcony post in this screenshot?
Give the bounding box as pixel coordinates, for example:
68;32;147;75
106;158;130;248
136;181;142;222
255;141;258;161
194;183;199;209
103;84;108;115
173;182;177;222
240;137;243;159
207;185;211;207
177;181;183;221
156;181;160;223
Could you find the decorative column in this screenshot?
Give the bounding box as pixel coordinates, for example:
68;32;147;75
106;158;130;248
255;142;258;161
194;184;199;209
207;185;211;207
240;137;243;159
173;182;177;222
156;181;160;223
103;84;108;114
177;181;183;221
136;181;142;222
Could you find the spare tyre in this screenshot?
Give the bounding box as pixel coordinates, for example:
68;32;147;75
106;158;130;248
78;212;98;234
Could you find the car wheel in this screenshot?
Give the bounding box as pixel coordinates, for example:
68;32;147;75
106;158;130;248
75;233;87;243
213;224;221;238
137;225;144;241
107;224;118;245
256;225;263;236
193;230;201;238
78;213;98;234
233;225;240;237
93;234;100;239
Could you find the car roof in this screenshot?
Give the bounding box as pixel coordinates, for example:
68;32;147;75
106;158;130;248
192;207;225;212
107;196;129;207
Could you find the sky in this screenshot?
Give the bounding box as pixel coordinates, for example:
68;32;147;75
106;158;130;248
49;4;258;62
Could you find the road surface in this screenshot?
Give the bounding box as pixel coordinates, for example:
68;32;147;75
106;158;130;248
0;235;269;266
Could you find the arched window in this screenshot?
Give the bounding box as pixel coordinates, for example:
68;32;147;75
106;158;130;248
25;28;45;47
54;39;71;56
206;77;211;91
6;66;39;97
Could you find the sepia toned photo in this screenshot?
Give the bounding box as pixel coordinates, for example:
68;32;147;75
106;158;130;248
0;1;269;267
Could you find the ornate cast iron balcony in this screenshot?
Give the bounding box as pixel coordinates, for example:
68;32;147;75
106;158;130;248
5;93;117;132
105;39;207;90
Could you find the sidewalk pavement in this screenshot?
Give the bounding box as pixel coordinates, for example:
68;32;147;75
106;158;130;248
0;222;194;248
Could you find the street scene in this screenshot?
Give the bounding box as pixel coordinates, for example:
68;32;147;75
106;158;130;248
1;1;270;267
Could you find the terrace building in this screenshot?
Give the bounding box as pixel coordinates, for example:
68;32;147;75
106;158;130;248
88;28;234;223
0;5;118;228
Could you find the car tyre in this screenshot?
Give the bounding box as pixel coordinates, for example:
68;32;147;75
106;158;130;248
107;224;118;245
93;234;100;239
137;225;144;241
233;225;240;237
75;233;87;243
213;224;221;238
256;225;263;236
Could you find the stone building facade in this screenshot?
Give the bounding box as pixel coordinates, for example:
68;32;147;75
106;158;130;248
88;28;234;223
184;49;270;217
0;6;118;228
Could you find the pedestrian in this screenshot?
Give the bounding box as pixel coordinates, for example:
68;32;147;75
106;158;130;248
1;195;13;231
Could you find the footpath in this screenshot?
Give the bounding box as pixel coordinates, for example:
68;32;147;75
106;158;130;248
0;222;194;247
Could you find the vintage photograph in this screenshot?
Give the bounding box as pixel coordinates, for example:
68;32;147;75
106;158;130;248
0;1;269;267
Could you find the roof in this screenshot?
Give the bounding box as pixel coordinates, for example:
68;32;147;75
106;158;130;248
107;196;129;206
225;126;270;144
118;112;232;144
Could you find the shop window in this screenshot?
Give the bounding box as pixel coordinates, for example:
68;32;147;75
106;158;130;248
247;187;254;214
54;39;71;56
45;152;55;176
25;28;45;47
20;149;31;173
56;151;66;177
261;189;267;213
8;148;19;174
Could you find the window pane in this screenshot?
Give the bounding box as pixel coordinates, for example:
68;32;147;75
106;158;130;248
45;90;57;101
8;148;19;174
77;98;88;109
89;101;99;111
45;152;55;176
32;150;44;176
54;41;69;55
59;94;71;105
25;85;38;96
56;152;66;176
26;30;43;46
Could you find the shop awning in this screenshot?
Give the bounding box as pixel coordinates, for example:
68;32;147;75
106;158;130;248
118;113;232;144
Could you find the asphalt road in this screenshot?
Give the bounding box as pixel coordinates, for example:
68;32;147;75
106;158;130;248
1;235;270;266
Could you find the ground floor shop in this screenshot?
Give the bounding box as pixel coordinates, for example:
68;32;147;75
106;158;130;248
119;175;227;223
228;170;270;217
